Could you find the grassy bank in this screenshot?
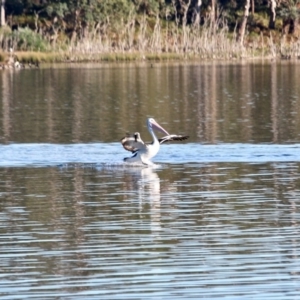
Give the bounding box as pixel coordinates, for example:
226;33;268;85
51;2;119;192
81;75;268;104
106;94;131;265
0;51;204;65
0;49;261;66
1;16;299;65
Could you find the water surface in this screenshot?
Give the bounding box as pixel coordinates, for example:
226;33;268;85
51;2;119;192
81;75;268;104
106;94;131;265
1;61;300;144
0;61;300;299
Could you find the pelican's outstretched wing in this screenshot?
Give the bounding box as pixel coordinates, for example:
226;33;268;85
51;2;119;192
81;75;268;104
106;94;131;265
158;134;189;144
121;132;147;153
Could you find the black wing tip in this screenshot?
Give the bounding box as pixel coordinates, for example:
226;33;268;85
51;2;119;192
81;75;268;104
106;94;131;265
174;135;190;141
172;135;190;141
159;134;190;144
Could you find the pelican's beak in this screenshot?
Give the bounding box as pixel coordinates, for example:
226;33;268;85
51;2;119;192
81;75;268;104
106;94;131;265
150;119;170;135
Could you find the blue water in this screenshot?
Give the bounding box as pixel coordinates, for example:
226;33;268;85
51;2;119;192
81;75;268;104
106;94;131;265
1;156;300;299
1;143;300;167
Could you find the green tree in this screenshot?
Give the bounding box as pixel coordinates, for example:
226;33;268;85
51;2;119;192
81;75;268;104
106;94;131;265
278;0;300;34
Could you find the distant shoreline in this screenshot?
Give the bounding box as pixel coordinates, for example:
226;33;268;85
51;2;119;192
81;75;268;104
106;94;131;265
2;50;298;68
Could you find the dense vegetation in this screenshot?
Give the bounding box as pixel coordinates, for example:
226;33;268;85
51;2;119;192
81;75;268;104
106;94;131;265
1;0;300;62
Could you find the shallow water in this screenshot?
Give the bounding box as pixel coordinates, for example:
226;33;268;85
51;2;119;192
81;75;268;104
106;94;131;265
1;62;300;299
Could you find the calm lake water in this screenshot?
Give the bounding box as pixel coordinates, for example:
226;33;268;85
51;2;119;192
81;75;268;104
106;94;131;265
0;61;300;299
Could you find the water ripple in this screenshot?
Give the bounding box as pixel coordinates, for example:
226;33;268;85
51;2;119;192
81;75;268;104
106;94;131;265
1;143;300;167
0;161;300;299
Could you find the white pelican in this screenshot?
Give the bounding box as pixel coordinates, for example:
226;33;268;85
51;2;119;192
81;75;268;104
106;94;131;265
121;118;189;165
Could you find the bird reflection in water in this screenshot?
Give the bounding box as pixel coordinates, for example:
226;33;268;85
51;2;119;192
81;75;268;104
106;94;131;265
138;168;161;238
122;166;162;239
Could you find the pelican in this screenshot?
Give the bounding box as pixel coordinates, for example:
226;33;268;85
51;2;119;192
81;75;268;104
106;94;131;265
121;118;189;165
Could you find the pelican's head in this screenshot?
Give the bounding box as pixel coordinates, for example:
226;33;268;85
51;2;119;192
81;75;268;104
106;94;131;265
147;118;169;135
